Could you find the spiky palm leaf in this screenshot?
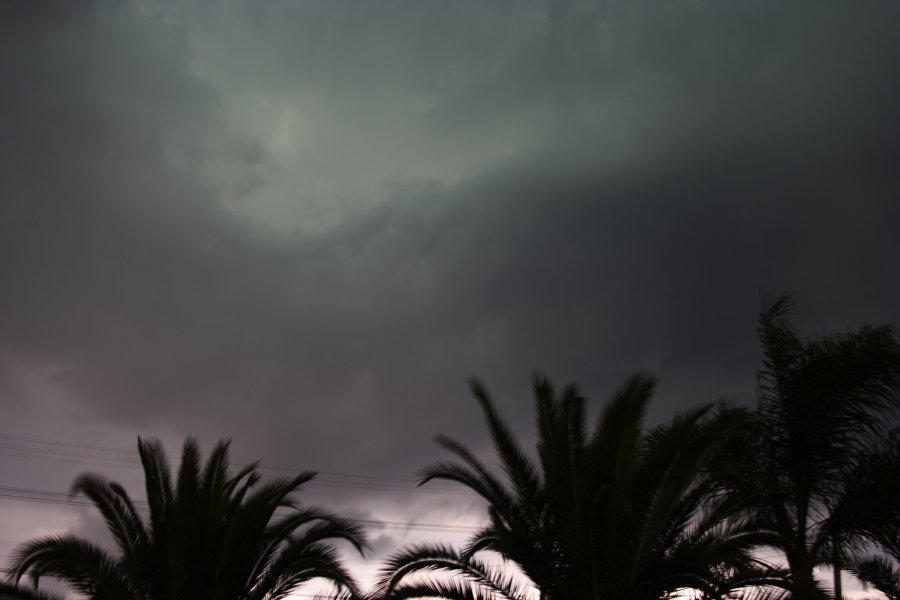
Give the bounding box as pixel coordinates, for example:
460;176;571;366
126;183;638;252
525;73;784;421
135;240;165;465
8;437;368;600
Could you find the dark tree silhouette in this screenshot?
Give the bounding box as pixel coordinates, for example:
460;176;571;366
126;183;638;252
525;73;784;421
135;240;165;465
0;582;64;600
376;372;777;600
7;437;368;600
837;439;900;600
737;295;900;599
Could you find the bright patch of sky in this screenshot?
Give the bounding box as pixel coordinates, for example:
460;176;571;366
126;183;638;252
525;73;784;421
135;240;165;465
170;3;557;235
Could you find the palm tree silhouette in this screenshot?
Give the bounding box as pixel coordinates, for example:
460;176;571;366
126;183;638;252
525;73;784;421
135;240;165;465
7;437;368;600
376;373;776;600
739;294;900;599
833;437;900;600
0;582;64;600
848;525;900;600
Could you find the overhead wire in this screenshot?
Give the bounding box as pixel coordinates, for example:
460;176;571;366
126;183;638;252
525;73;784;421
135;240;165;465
0;485;482;534
0;432;477;496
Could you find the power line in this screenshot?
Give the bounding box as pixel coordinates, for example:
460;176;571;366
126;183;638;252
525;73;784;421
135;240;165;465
0;484;483;534
0;433;136;457
0;432;476;496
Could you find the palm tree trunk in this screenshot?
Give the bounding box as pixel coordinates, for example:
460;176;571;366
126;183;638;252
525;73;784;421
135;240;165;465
833;534;843;600
786;545;820;600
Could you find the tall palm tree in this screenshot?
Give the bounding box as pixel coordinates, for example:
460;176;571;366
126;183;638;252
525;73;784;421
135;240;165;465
740;294;900;599
376;372;777;600
8;437;368;600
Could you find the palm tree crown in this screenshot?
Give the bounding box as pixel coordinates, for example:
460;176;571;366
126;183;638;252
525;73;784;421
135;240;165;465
8;437;368;600
740;294;900;599
377;372;772;600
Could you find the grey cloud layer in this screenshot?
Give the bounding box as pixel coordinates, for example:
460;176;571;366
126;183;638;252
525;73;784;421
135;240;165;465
1;0;900;575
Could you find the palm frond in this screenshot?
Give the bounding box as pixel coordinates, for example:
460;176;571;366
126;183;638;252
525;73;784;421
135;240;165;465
250;541;359;600
727;585;795;600
420;457;516;520
848;554;900;600
288;518;369;556
385;577;515;600
9;534;131;598
469;377;543;510
137;437;173;543
590;372;656;482
70;474;148;560
375;544;530;600
0;582;66;600
461;525;499;559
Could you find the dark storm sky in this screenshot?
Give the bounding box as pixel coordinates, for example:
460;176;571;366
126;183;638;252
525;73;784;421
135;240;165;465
1;0;899;594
